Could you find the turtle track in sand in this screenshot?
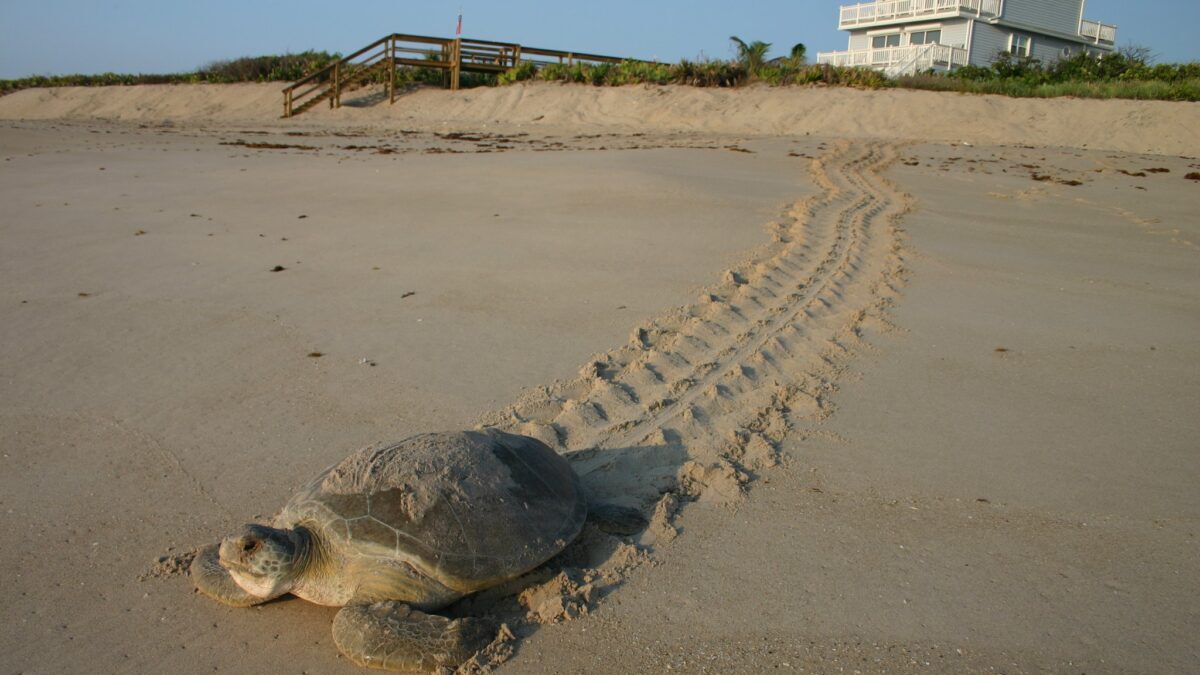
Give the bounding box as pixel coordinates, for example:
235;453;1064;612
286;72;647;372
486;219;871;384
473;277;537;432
455;140;913;670
479;139;912;517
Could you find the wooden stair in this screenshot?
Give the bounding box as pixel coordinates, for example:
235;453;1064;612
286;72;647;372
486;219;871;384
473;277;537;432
282;33;641;118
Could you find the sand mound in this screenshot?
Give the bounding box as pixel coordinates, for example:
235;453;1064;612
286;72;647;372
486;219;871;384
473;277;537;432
2;82;1197;155
0;83;280;123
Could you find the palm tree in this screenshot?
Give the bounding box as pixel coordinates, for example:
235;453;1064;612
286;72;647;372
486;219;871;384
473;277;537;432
729;36;772;77
790;43;807;64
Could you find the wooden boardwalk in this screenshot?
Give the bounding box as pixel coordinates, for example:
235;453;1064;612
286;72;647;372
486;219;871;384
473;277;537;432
282;33;638;118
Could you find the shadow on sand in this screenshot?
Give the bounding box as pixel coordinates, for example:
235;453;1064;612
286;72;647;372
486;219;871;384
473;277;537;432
444;442;690;650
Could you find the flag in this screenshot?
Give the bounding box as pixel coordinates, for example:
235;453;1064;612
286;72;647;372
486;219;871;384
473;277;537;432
456;14;462;36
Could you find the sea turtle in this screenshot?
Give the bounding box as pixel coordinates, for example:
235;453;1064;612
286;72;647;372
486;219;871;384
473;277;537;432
191;429;641;672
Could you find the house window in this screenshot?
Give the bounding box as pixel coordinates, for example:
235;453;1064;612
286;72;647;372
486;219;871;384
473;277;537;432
1009;34;1032;57
872;34;902;49
910;30;942;45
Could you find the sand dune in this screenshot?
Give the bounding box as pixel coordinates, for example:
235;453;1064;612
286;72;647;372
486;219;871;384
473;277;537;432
2;81;1199;155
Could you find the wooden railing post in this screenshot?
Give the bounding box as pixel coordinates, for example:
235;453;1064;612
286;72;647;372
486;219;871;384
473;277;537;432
440;42;449;89
388;36;397;104
330;62;339;108
451;38;462;91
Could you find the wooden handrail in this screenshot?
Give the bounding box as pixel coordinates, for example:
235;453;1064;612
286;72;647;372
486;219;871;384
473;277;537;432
282;32;650;117
459;37;519;47
385;33;456;46
283;35;393;92
517;47;628;63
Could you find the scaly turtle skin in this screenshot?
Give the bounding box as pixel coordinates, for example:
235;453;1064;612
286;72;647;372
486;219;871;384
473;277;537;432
191;429;590;672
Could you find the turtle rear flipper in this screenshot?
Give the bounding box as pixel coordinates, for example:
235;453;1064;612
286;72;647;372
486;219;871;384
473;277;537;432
587;503;648;536
333;601;494;672
190;544;265;608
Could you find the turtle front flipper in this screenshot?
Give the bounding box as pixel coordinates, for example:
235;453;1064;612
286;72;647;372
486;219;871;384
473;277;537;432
333;601;494;672
189;544;265;608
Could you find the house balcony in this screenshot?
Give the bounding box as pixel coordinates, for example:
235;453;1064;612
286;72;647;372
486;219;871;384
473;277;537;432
1079;19;1118;45
816;43;970;77
838;0;1001;30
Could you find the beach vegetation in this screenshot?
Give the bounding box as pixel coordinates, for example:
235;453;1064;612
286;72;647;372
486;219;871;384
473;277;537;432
497;54;884;89
729;37;772;78
4;42;1196;103
198;51;342;82
894;49;1200;101
497;61;538;85
669;60;745;87
490;39;1195;101
0;50;341;95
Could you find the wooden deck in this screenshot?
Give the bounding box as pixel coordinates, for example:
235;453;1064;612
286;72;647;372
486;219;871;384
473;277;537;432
282;33;639;118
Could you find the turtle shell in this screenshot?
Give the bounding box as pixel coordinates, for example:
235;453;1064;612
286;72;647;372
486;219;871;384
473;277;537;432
279;429;586;593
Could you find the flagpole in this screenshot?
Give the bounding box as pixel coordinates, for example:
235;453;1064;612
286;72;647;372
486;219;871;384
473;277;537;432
452;7;462;91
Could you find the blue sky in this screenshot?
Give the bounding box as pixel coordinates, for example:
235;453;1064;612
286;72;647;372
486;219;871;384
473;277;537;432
1;0;1196;78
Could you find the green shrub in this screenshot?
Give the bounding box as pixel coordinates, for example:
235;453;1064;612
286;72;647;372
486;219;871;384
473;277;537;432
0;50;342;96
490;55;890;90
730;37;772;77
615;60;673;85
668;59;745;87
198;51;340;82
498;61;538;84
902;49;1200;101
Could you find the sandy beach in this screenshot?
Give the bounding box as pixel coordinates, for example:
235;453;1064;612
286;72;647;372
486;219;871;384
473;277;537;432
1;83;1197;674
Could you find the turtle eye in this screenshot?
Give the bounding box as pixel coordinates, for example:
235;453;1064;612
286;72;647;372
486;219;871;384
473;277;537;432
242;540;259;553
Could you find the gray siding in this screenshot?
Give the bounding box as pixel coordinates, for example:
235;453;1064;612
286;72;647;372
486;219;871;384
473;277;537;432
937;20;971;48
1029;33;1096;64
1002;0;1083;37
969;21;1011;65
970;21;1106;66
846;18;970;50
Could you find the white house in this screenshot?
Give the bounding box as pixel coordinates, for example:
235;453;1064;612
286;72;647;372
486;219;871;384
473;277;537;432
816;0;1118;76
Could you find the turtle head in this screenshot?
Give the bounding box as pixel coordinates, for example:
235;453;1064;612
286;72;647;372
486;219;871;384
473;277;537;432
218;524;305;600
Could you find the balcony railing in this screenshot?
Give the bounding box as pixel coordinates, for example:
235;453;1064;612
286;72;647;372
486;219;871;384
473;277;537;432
1079;19;1118;45
817;44;969;76
839;0;1001;29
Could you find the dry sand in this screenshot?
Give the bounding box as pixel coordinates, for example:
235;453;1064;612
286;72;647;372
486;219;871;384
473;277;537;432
1;83;1198;674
